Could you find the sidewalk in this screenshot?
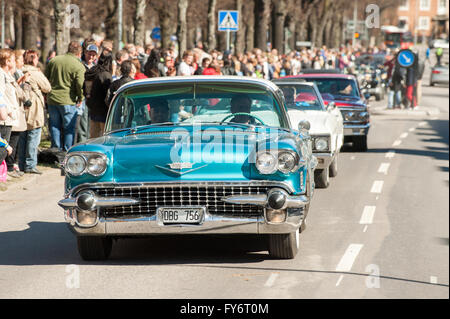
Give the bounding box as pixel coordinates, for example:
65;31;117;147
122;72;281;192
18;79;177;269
370;104;440;116
0;165;60;194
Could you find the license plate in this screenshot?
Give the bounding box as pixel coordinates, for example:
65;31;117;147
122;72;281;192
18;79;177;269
157;207;205;225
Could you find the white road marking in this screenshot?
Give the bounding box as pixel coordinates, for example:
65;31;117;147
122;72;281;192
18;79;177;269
264;273;279;287
399;132;408;139
360;206;376;224
336;275;344;286
408;127;415;132
430;276;438;284
385;151;396;159
392;140;402;146
378;163;390;175
418;121;427;126
363;225;368;232
350;156;356;160
371;181;384;194
431;117;439;120
336;244;364;272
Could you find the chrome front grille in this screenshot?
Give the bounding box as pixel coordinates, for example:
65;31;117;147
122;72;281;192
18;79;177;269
95;184;271;218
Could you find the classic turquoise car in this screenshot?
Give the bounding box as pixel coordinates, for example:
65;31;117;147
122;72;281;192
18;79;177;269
58;76;316;260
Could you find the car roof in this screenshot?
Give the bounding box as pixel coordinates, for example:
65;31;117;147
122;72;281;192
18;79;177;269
281;73;357;80
115;76;281;96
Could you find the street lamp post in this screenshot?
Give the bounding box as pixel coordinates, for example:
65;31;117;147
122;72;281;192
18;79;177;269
1;0;5;48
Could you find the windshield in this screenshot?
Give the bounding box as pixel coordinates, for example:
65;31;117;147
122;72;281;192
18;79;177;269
302;78;360;99
277;84;324;111
106;82;286;132
355;54;386;68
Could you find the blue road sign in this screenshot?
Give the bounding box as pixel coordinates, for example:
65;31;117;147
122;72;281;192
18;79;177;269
397;49;416;68
218;10;239;31
151;27;161;40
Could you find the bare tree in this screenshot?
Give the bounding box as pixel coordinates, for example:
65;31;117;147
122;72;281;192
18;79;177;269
177;0;189;54
134;0;146;46
272;0;288;54
235;0;245;54
54;0;70;55
254;0;270;50
207;0;217;51
23;0;40;50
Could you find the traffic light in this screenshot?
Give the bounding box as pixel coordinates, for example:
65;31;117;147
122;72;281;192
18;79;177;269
354;32;360;39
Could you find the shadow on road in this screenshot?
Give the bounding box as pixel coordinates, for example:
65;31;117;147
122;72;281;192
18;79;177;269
0;221;270;266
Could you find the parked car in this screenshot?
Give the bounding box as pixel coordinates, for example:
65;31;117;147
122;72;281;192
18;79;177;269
429;38;449;49
273;80;343;188
58;76;317;260
430;64;449;86
281;73;370;151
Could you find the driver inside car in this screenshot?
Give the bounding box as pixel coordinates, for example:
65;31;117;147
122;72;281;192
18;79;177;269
149;98;170;124
229;94;256;124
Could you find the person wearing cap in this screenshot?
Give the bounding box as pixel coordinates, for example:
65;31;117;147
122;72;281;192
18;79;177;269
75;43;98;144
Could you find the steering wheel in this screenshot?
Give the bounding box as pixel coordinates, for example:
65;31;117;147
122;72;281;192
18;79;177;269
220;112;266;126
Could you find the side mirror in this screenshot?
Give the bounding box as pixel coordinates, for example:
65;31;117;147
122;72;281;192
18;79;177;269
298;120;311;132
327;102;336;111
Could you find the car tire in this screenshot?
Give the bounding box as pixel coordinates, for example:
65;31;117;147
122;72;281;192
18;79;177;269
77;236;113;261
329;156;338;177
268;228;300;259
353;135;368;152
375;93;381;101
314;166;330;188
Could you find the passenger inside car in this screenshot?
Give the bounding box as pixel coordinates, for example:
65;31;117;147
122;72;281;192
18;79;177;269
149;98;170;124
229;94;256;124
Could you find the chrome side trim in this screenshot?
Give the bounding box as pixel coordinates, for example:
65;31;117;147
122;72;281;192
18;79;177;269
58;197;140;210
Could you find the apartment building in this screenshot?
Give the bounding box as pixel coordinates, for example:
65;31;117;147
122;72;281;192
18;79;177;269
396;0;449;40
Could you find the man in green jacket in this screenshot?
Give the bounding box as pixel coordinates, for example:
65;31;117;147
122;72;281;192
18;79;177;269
45;41;85;151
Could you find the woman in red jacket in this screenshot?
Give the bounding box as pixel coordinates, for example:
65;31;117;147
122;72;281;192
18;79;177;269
131;58;148;80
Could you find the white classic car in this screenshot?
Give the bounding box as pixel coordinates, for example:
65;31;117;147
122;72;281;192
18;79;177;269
274;80;344;188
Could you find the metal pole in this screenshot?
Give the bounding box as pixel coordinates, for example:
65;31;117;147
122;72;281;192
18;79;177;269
353;0;357;49
118;0;123;51
1;0;5;48
226;29;230;52
414;0;419;45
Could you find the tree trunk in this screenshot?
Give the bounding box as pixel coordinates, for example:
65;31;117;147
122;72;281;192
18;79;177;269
235;0;245;55
177;0;188;55
254;0;270;51
207;0;217;51
23;0;40;50
286;14;296;53
272;0;287;54
309;6;319;48
39;2;52;63
159;11;173;49
315;0;333;48
244;1;255;52
54;0;70;55
104;0;118;50
134;0;146;46
14;6;23;49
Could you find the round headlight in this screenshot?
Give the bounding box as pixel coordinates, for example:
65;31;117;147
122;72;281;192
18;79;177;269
278;152;297;173
65;155;86;176
87;155;107;176
315;138;328;152
358;112;369;120
256;152;277;175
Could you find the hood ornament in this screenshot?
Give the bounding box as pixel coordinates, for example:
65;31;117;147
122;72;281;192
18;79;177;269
155;162;208;176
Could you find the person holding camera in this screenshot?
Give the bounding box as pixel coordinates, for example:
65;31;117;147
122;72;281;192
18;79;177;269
18;50;51;175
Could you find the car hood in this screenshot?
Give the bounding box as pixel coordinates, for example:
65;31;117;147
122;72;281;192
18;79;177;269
288;110;332;135
110;126;297;183
321;94;366;108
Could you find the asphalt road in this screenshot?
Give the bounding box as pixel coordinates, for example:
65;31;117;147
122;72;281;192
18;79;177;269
0;67;448;300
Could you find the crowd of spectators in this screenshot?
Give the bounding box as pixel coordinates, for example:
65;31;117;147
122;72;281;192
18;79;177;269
0;35;411;190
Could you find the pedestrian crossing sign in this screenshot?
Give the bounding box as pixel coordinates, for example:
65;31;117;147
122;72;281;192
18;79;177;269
218;10;239;31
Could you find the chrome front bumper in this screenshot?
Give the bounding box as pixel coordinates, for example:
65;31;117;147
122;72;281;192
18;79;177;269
344;123;370;136
60;181;309;236
64;207;306;236
312;152;335;169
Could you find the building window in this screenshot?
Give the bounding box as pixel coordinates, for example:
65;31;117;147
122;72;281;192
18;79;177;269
438;0;447;14
418;16;430;30
420;0;430;11
399;16;409;29
399;0;409;11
